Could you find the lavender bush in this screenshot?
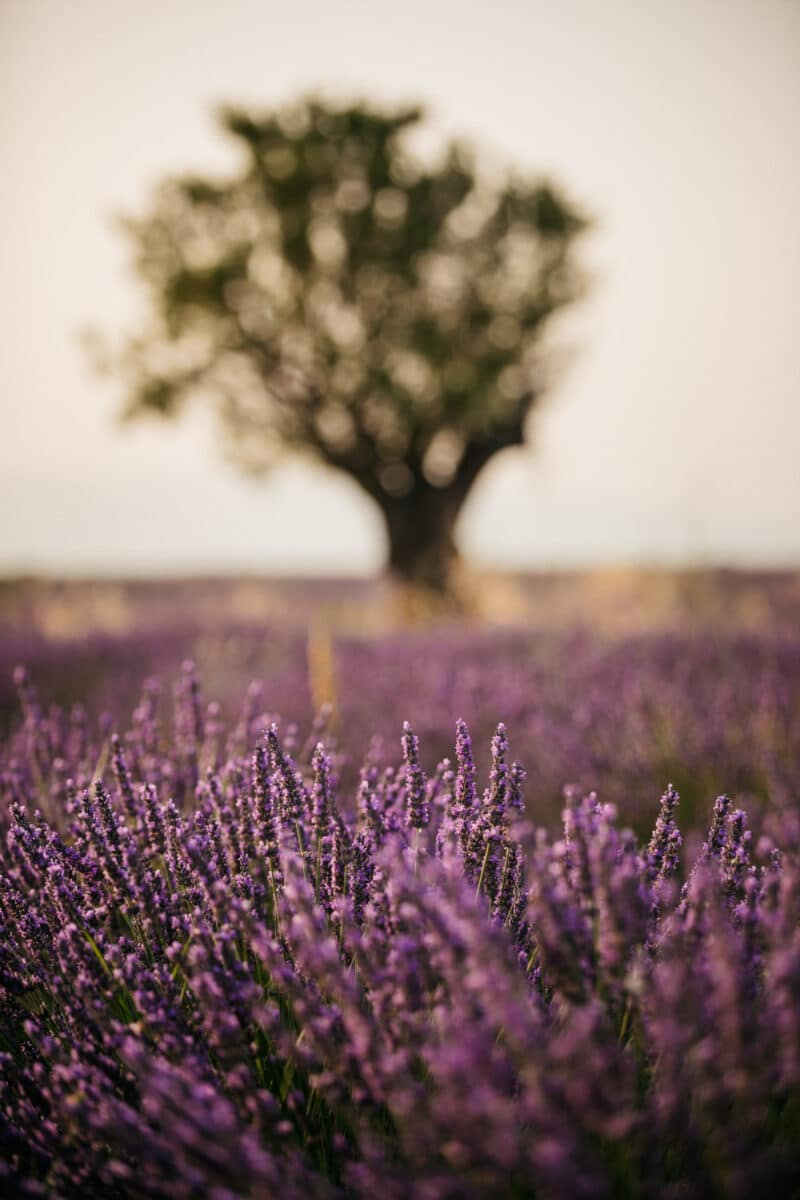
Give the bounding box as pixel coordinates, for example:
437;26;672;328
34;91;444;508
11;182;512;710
2;623;798;832
2;664;799;1197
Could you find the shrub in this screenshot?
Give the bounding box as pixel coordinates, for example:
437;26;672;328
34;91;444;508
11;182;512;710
1;666;798;1197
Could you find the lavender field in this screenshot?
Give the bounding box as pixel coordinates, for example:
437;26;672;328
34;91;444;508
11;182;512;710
2;572;798;834
2;572;800;1196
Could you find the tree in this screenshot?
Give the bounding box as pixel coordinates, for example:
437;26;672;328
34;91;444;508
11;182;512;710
103;98;588;590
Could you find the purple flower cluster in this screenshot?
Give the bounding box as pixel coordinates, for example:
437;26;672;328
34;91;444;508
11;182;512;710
3;623;798;836
1;665;799;1197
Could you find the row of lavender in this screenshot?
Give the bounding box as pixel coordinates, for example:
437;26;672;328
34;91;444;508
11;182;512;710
2;623;798;832
1;663;799;1197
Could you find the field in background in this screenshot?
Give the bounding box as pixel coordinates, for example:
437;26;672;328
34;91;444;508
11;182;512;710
1;569;798;836
2;568;799;639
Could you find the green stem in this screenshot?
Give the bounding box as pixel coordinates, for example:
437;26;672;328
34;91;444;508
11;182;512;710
314;831;323;903
619;996;634;1044
475;840;492;899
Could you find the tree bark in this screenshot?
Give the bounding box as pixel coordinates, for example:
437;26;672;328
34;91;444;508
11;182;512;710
373;432;524;592
381;485;463;592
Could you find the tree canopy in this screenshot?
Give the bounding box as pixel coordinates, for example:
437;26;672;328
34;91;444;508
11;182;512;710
104;97;589;588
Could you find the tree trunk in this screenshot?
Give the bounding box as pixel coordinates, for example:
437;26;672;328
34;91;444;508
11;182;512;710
346;432;524;593
377;436;521;592
381;484;464;593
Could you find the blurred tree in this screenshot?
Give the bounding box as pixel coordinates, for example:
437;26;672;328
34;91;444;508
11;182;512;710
102;99;588;591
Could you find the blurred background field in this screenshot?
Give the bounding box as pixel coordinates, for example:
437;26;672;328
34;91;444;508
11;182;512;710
2;568;798;837
4;568;800;639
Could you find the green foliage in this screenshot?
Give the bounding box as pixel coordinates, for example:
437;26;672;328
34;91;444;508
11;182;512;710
105;97;589;583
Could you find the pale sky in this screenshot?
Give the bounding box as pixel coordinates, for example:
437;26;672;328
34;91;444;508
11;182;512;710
1;0;798;576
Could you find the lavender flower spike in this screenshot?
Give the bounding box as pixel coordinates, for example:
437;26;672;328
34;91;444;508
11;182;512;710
402;720;429;829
